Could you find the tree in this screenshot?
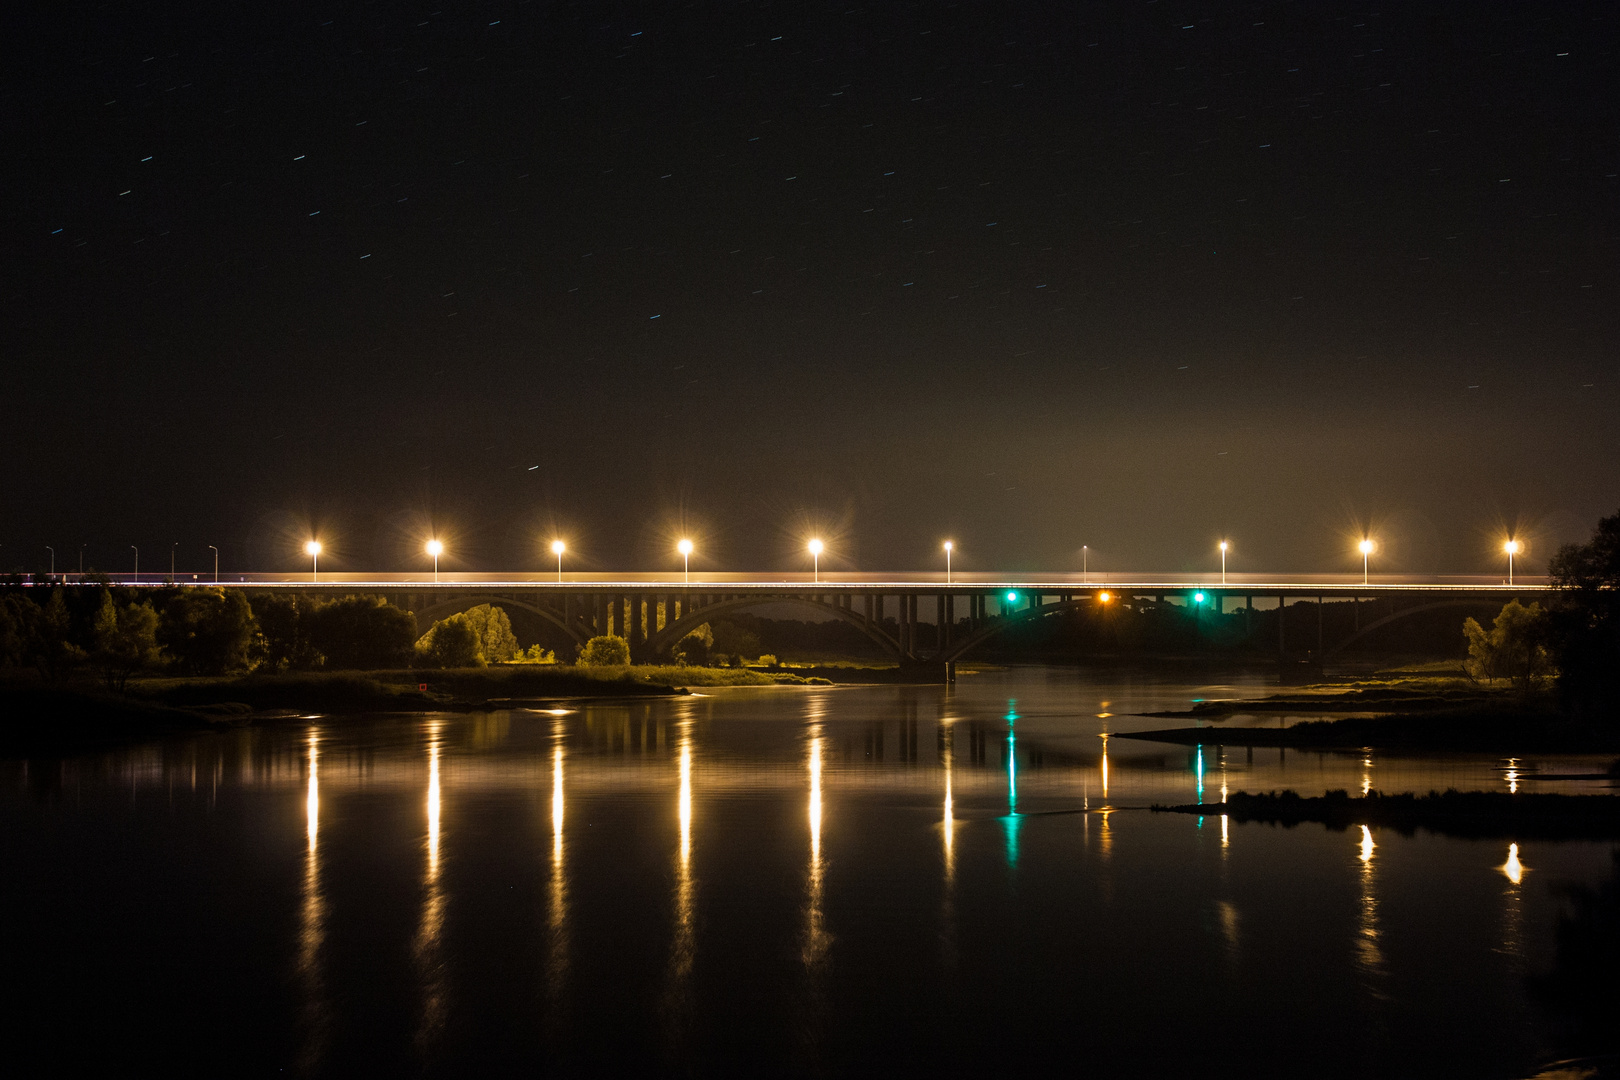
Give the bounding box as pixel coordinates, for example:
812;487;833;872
671;623;712;666
1462;600;1552;691
711;620;762;663
1548;510;1620;714
460;604;520;664
415;613;484;668
160;588;260;675
251;594;319;671
89;592;161;692
21;589;84;680
305;596;418;669
578;634;630;666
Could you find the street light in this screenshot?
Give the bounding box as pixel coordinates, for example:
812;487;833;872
808;538;824;582
1359;538;1375;586
171;542;178;580
1219;540;1229;586
1082;544;1089;583
551;540;566;583
305;540;322;582
208;545;218;583
131;545;138;584
45;546;54;576
79;545;85;575
1504;539;1520;585
943;540;953;583
426;539;443;583
678;539;693;584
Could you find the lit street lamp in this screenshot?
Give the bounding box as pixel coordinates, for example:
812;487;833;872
678;539;693;584
1504;539;1520;585
1082;544;1089;583
808;538;824;583
1219;540;1229;586
306;540;322;582
208;545;218;583
551;540;566;583
943;541;953;583
1359;538;1375;586
426;539;444;583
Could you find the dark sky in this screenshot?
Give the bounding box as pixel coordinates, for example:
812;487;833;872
4;0;1617;577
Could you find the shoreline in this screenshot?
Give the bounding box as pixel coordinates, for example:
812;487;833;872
1153;789;1620;840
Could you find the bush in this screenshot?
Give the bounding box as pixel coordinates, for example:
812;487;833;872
578;634;630;666
755;654;779;668
416;613;484;668
306;596;417;669
509;644;556;664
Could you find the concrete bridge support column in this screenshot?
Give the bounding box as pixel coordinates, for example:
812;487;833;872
1278;596;1286;655
631;597;645;654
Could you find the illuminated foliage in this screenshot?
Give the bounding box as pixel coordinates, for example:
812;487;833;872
578;634;631;667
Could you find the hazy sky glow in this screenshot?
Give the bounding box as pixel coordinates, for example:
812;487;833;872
4;1;1616;575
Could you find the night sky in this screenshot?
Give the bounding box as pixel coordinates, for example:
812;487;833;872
5;1;1617;577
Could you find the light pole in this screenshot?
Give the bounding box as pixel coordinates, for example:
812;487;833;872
1504;539;1520;585
1082;545;1088;583
678;539;693;584
808;538;824;583
426;539;443;583
1359;538;1374;586
79;545;85;575
131;545;138;584
170;542;178;580
306;540;321;582
1219;540;1229;586
208;545;218;583
943;541;953;583
551;540;566;583
46;546;54;576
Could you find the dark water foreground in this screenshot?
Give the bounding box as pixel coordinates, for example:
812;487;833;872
2;667;1616;1077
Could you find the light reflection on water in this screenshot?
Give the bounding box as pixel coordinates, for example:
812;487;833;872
4;668;1618;1077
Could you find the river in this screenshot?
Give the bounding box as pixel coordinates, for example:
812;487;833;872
3;666;1615;1076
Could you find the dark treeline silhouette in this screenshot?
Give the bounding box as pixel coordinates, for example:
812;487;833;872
0;581;417;682
1548;509;1620;716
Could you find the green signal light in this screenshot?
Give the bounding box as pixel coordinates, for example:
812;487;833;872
1006;592;1019;603
1194;592;1206;603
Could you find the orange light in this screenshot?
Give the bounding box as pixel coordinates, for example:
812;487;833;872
1098;591;1111;603
304;540;321;556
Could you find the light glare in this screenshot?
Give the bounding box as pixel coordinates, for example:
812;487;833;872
808;538;823;556
305;540;321;556
678;539;693;556
425;540;443;557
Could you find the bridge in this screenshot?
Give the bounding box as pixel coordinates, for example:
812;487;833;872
134;571;1550;675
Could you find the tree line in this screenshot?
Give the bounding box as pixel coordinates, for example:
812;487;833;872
0;585;547;686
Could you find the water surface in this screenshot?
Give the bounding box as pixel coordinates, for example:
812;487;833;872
3;667;1614;1076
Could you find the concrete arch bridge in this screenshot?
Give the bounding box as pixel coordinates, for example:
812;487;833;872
220;578;1547;680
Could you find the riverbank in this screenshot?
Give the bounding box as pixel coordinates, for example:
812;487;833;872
1119;706;1620;753
0;664;846;752
1153;789;1620;840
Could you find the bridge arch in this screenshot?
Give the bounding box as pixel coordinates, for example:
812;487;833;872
940;596;1101;662
646;596;905;661
412;593;589;649
1323;598;1505;659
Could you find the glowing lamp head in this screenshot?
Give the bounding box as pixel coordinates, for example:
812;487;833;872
550;540;566;556
1219;541;1228;552
304;540;321;557
1098;591;1111;603
1006;591;1019;604
943;541;953;553
1359;539;1374;555
677;539;693;556
425;540;443;557
1504;540;1520;555
1194;592;1206;603
808;539;824;556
